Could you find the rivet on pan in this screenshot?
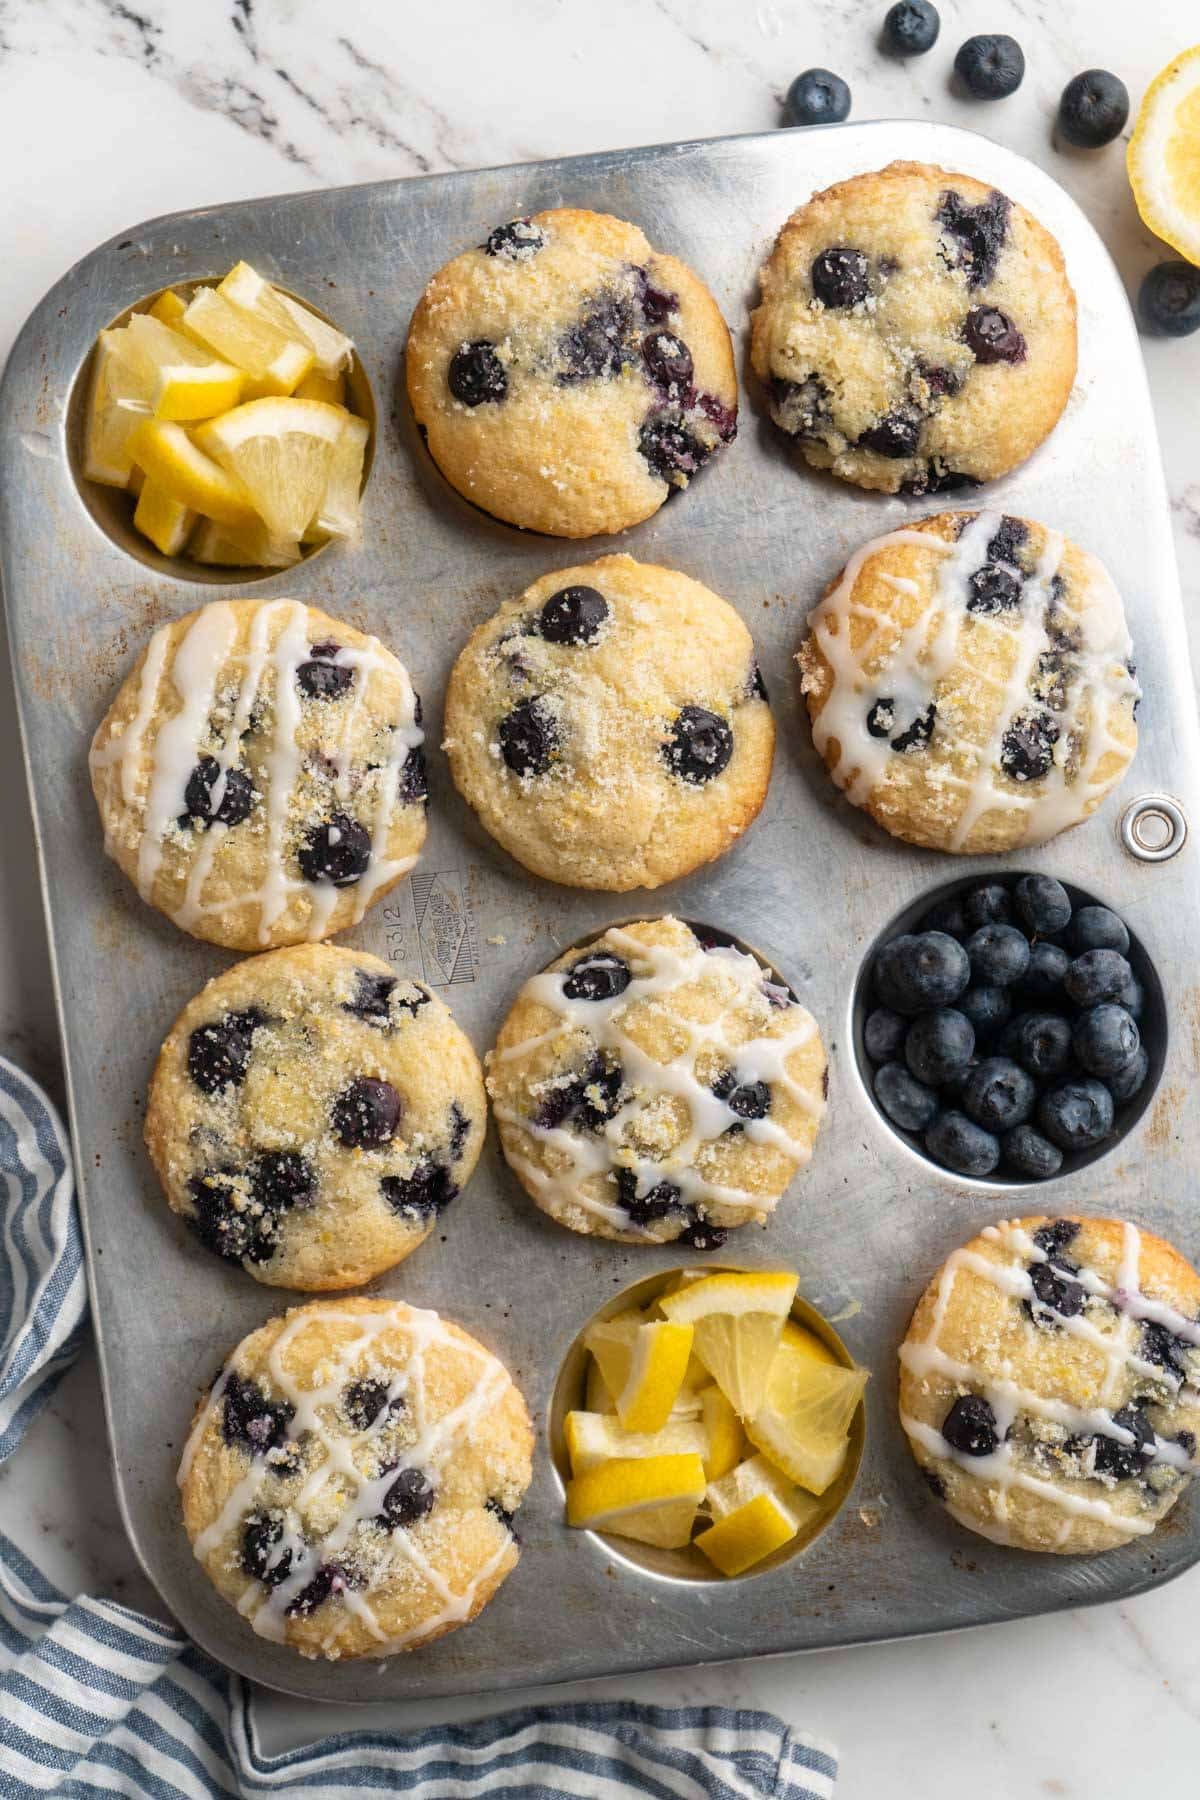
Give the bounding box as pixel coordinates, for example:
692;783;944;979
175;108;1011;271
1120;794;1187;863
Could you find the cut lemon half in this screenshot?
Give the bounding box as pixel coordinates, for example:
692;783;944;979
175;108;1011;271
695;1492;797;1576
83;330;154;487
183;287;313;396
705;1452;819;1534
565;1453;705;1548
219;261;354;378
129;419;255;525
698;1383;746;1481
122;313;244;422
614;1321;695;1434
660;1270;799;1420
746;1343;867;1497
564;1410;708;1477
133;477;195;556
189;518;301;569
304;412;369;543
195;397;345;541
1129;45;1200;264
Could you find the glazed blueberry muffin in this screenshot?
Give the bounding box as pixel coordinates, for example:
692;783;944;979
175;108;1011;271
179;1298;533;1659
751;162;1077;495
405;208;737;536
146;945;485;1289
90;599;426;951
443;555;774;890
797;511;1139;853
900;1217;1200;1553
487;917;827;1246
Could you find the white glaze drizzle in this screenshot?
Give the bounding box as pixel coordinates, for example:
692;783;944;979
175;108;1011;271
900;1220;1200;1544
179;1303;518;1657
89;601;424;942
492;923;825;1229
804;513;1139;849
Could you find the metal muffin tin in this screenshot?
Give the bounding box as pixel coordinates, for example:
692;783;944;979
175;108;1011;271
1;119;1197;1704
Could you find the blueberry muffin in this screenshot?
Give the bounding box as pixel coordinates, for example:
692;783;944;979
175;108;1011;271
90;599;426;951
443;555;773;890
797;511;1139;853
900;1217;1200;1553
179;1297;533;1659
751;162;1077;495
146;945;485;1289
405;208;737;536
487;917;826;1246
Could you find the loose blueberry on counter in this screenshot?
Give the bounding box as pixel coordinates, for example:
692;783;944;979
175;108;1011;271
906;1009;975;1087
562;951;631;1003
1057;70;1130;149
484;219;546;260
539;586;609;646
298;813;372;887
241;1513;292;1586
448;340;507;406
925;1109;1000;1176
1063;948;1133;1007
1107;1046;1150;1103
1138;262;1200;338
882;1;939;56
221;1372;294;1456
962;882;1012;930
251;1151;316;1214
963;1057;1035;1132
942;1393;998;1456
811;247;869;309
182;757;255;829
1089;1405;1155;1481
498;697;558;776
663;706;733;783
332;1077;403;1149
958;985;1011;1037
381;1158;457;1219
1014;874;1072;938
954;33;1025;99
1021;941;1069;996
1037;1078;1115;1151
1069;905;1129;954
1002;1124;1063;1180
864;1006;907;1062
1002;1011;1073;1079
874;930;970;1014
380;1467;436;1527
966;923;1030;987
187;1010;264;1094
1072;1003;1139;1079
785;68;851;126
297;643;354;700
963;307;1026;365
875;1061;939;1132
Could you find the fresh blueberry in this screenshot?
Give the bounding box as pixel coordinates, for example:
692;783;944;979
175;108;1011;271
1072;1004;1139;1079
343;1377;392;1431
967;562;1023;614
1022;941;1070;996
1107;1046;1150;1103
954;33;1025;99
678;1217;728;1252
381;1159;456;1219
1014;875;1072;937
939;1056;979;1104
958;985;1012;1038
1138;261;1200;338
1063;948;1133;1007
926;1109;1000;1176
638;413;708;483
484;219;546;260
906;1009;975;1086
811;247;869;309
962;882;1012;930
1089;1405;1155;1481
187;1010;263;1094
332;1077;402;1149
498;697;558;776
562;952;631;1003
663;706;733;783
221;1372;293;1456
297;643;353;700
380;1468;436;1527
963;1057;1035;1132
298;814;372;887
883;1;939;56
241;1513;292;1587
1001;711;1059;782
1113;969;1144;1018
343;970;398;1025
864;1007;908;1062
1027;1255;1085;1323
921;894;967;939
874;1061;939;1132
874;931;970;1014
785;68;851;127
713;1070;772;1120
858;410;922;458
1003;1011;1073;1079
937;190;1012;287
1057;69;1130;148
448;340;507;405
642;330;694;393
182;757;255;829
1069;905;1129;954
251;1151;316;1214
941;1393;998;1456
1002;1124;1063;1180
1037;1079;1115;1151
616;1169;683;1223
964;307;1026;365
966;923;1030;987
539;585;609;646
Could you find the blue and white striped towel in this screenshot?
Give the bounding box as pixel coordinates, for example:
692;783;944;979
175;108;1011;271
0;1055;838;1798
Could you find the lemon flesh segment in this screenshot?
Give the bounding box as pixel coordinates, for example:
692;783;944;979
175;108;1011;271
699;1384;746;1480
133;477;196;556
305;412;368;543
659;1271;800;1420
746;1348;868;1496
705;1452;819;1534
219;261;354;377
695;1492;797;1576
84;331;154;487
130;419;256;526
566;1453;706;1548
189;517;302;569
183;287;313;396
615;1321;695;1434
1129;44;1200;264
195;397;344;541
148;289;189;329
296;367;348;407
564;1409;709;1477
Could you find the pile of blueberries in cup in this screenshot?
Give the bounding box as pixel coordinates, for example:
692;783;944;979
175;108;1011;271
862;874;1151;1179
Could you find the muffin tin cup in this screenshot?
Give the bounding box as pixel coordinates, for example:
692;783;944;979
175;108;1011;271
2;119;1198;1705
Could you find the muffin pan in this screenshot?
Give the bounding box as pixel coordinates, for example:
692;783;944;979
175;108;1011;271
1;118;1198;1703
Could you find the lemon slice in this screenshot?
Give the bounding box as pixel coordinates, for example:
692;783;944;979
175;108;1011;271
130;419;256;526
219;261;354;378
183;287;313;397
148;289;189;330
705;1452;819;1533
566;1453;705;1548
296;367;348;407
660;1271;799;1420
695;1492;797;1576
194;397;345;540
304;412;369;543
83;330;153;487
746;1341;867;1497
564;1410;708;1476
698;1384;746;1480
614;1321;695;1433
1129;45;1200;263
122;313;245;422
133;477;195;556
189;518;302;569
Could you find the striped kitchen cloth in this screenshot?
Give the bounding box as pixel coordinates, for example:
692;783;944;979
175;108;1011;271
0;1054;838;1798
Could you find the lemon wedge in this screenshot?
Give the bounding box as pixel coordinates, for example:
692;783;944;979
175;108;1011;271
189;518;302;569
695;1492;797;1576
133;477;195;556
745;1340;867;1496
614;1321;695;1434
83;331;154;487
129;418;256;526
194;397;345;541
183;287;313;397
660;1270;799;1420
296;367;348;407
585;1356;617;1416
564;1410;708;1476
122;313;244;422
705;1452;819;1532
582;1309;645;1402
304;412;369;542
698;1384;746;1480
148;289;189;330
218;261;354;378
780;1318;837;1365
566;1453;706;1548
1129;45;1200;264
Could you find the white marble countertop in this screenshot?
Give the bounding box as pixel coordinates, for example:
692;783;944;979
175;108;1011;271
3;2;1200;1792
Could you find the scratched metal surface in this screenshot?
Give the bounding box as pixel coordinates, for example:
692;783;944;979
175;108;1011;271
1;120;1198;1704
